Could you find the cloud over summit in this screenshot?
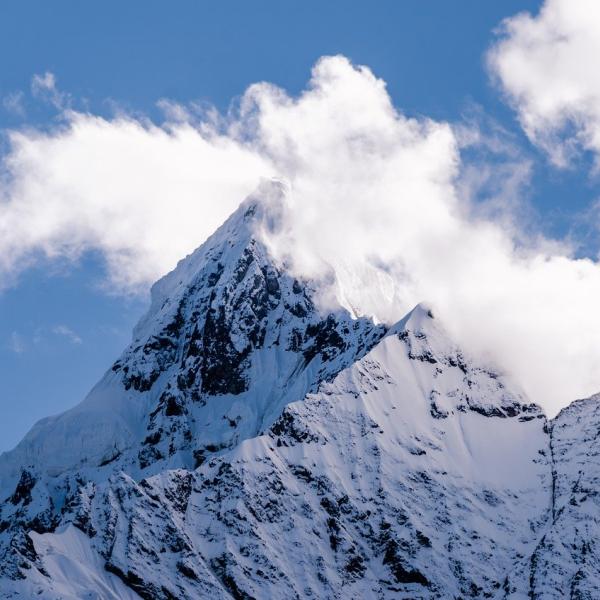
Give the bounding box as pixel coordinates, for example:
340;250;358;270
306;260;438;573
1;55;600;414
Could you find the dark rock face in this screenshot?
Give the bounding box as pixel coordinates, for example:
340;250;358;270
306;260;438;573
382;537;430;587
270;408;321;446
9;471;36;507
303;315;348;364
199;302;251;395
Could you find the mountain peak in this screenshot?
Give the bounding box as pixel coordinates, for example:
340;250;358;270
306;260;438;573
138;177;290;338
0;183;385;492
395;301;435;329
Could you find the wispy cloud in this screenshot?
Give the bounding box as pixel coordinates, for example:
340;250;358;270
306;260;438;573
52;324;82;345
31;71;71;110
8;332;26;354
2;91;26;117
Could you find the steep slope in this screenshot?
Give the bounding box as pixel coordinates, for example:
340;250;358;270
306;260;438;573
2;304;553;599
505;393;600;599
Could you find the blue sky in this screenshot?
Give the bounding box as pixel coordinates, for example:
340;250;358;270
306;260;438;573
3;0;600;451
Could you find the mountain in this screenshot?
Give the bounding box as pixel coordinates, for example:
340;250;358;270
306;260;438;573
1;179;599;599
0;180;382;484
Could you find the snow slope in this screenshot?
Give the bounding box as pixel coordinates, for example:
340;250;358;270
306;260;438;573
1;180;599;598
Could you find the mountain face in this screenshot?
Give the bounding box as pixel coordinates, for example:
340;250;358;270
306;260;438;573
1;180;599;599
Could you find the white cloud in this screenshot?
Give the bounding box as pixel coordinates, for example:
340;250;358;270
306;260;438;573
1;55;600;414
488;0;600;166
0;112;274;293
31;71;71;110
3;91;25;117
52;325;82;345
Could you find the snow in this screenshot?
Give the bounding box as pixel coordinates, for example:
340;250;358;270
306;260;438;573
28;526;140;600
1;180;600;598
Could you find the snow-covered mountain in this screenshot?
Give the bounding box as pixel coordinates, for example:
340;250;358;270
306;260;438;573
1;180;599;599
